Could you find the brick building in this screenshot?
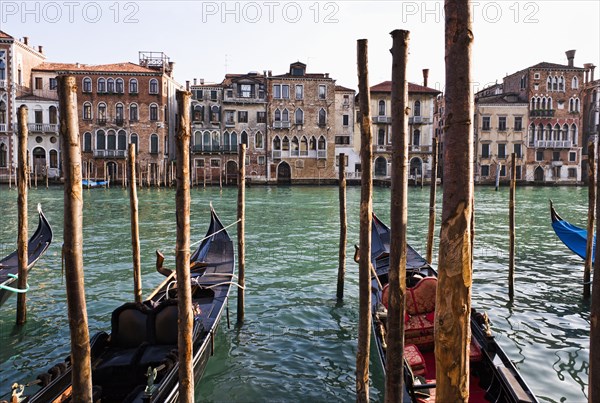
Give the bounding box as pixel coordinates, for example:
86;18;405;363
333;85;358;177
31;52;181;184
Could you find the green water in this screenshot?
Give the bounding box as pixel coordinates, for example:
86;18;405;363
0;185;591;402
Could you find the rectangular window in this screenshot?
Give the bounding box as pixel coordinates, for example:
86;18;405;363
514;143;522;158
514;116;523;131
318;85;326;99
500;165;506;177
516;165;522;180
343;114;349;126
335;136;350;145
195;159;205;168
553;151;560;161
210;90;218;101
482;116;491;130
343;94;350;104
225;110;235;125
257;111;266;123
498;116;507;131
569;152;576;162
481;143;490;158
568;168;577;178
35;77;43;89
295;85;303;100
238;111;248;123
273;85;281;99
481;165;489;177
498;143;506;159
210;159;220;167
536;150;544;161
282;85;289;99
49;78;57;90
226;89;233;98
239;84;252;98
258;155;265;165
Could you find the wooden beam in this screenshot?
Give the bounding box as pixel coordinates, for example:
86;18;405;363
337;153;347;300
16;105;28;325
585;140;595;298
128;144;142;303
426;136;439;263
237;143;246;323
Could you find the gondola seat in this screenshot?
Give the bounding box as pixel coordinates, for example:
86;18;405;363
404;343;427;376
138;299;179;371
405;277;437;349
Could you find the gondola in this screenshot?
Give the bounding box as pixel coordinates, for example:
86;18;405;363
82;179;108;188
369;213;538;402
16;207;235;403
0;204;53;307
549;200;594;262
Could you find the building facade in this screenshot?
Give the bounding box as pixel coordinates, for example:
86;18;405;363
333;85;358;177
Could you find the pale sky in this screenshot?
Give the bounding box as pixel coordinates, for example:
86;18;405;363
2;1;599;92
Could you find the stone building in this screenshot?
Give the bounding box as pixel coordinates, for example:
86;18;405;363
367;72;441;183
266;62;336;184
0;32;46;181
581;65;599;182
502;51;587;183
31;52;181;184
333;85;358;177
474;92;529;184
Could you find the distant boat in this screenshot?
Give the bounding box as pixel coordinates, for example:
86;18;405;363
369;213;539;402
82;179;108;188
19;206;235;402
0;205;53;307
549;200;595;262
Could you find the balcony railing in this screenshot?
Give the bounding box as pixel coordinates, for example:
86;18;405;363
115;118;125;126
94;150;127;158
273;121;291;129
372;116;392;124
97;118;107;125
28;123;59;133
317;150;327;159
409;116;431;124
535;140;572;148
530;109;555;117
192;144;238;153
410;145;432;153
373;145;389;152
272;150;282;159
0;79;7;89
0;123;8;132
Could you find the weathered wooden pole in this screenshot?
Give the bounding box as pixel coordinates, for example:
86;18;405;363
435;0;474;400
385;29;410;403
16;106;28;325
426;136;439;263
128;144;142;303
508;153;516;299
356;38;373;403
175;90;194;402
591;132;600;403
8;163;12;189
45;164;49;188
336;153;347;300
58;75;93;401
34;163;37;189
237;144;246;323
495;162;501;191
584;140;595;298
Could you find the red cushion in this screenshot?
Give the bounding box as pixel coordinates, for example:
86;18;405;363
404;344;427;376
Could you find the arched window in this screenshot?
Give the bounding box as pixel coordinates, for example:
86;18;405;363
115;103;124;122
310;136;317;151
537;124;544;141
107;78;115;93
553;76;558;91
317;136;326;159
282;136;290;152
211;131;220;148
83;102;92;120
558;76;564;91
129;103;138;121
300;136;308;156
553;124;560;141
413;129;421;146
546;76;552;91
98;102;107;122
96;130;106;150
130;133;138;154
150;134;159;153
129;78;138;93
414;100;421;117
150;103;159;121
291;136;299;156
98;78;106;93
547;97;552;110
378;128;385;145
562;124;569;141
223;131;230;150
378;100;385;116
0;143;7;167
118;130;127;150
83;77;92;92
241;131;248;145
295;109;304;124
49;106;58;124
545;124;552;141
569;98;574;112
83;132;92;152
535;97;541;110
571;124;578;145
203;131;211;150
107;130;117;150
255;131;264;149
0;100;5;124
149;78;159;94
115;78;124;93
49;150;58;168
575;98;580;112
572;76;579;89
529;123;535;146
530;97;536;110
193;105;203;122
282;109;289;122
231;132;238;150
0;59;7;80
273;136;281;150
318;108;326;126
274;109;281;122
210;106;220;122
541;98;546;110
194;131;202;148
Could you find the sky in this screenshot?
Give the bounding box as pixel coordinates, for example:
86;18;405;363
1;1;599;93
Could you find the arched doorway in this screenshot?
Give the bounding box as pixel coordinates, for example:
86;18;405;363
277;161;291;184
32;147;46;178
534;166;544;182
106;161;117;181
410;157;423;186
226;160;238;185
374;156;387;177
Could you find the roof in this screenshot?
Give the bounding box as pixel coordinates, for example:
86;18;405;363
33;62;160;74
530;62;585;70
0;31;13;39
335;85;355;92
271;72;330;79
221;73;265;86
370;81;441;95
476;93;528;105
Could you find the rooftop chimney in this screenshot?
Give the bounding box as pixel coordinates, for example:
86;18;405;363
423;69;429;87
186;80;190;91
168;61;175;77
591;65;596;82
38;45;43;54
566;50;576;68
268;70;272;77
200;79;204;85
193;78;197;85
23;37;29;45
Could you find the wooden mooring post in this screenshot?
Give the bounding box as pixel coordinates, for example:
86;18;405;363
591;134;600;403
58;75;93;401
45;164;49;189
175;90;194;402
237;143;246;323
509;153;516;299
435;0;474;400
386;29;410;403
584;140;595;298
336;153;347;300
356;38;373;403
16;106;28;325
128;144;142;303
426;136;438;263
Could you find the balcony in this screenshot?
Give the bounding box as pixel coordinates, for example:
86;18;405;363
410;145;432;153
373;145;389;152
0;79;6;89
94;150;127;158
97;118;107;126
115;118;125;126
192;145;238;154
372;116;391;124
28;123;59;133
535;140;572;148
317;150;327;159
0;123;8;132
272;150;282;159
409;116;430;124
273;121;291;129
530;109;555;118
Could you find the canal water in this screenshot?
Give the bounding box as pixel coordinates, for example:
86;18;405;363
0;185;590;402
